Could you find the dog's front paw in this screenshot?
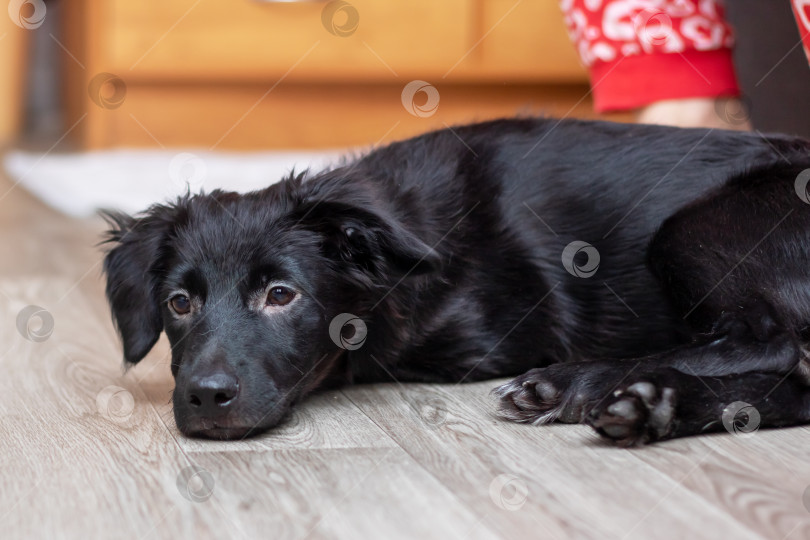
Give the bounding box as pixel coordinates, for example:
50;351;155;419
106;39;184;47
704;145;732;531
585;381;676;446
492;368;565;424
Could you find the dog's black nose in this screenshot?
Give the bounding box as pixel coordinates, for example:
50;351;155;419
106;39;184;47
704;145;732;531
186;370;239;418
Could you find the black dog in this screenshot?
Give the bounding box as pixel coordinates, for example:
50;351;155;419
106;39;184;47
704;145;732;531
102;117;810;445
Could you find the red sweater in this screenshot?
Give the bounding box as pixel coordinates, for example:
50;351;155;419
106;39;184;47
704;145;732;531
559;0;810;112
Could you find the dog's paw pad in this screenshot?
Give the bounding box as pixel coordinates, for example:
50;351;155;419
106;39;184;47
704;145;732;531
492;369;563;424
585;380;676;446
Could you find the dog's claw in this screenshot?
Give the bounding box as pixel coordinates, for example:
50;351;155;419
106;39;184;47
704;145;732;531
493;369;564;424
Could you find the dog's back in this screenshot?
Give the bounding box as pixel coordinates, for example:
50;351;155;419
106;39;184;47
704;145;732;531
332;119;808;377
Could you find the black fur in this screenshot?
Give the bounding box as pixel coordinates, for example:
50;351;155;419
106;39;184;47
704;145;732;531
101;117;810;444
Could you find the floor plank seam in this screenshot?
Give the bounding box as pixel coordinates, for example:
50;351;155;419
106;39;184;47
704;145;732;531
339;387;508;540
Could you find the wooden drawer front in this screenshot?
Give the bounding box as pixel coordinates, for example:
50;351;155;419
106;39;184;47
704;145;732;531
106;0;473;80
477;0;586;81
90;82;598;149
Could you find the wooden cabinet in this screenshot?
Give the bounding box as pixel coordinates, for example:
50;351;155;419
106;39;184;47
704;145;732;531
63;0;591;149
0;15;29;142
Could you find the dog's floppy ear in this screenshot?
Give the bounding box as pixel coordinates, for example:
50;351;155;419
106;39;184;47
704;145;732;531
100;205;182;364
295;198;441;277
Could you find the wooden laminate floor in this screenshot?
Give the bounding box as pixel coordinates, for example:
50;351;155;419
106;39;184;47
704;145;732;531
1;169;810;540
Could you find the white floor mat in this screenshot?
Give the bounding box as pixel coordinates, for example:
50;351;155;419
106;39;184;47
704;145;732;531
3;148;346;218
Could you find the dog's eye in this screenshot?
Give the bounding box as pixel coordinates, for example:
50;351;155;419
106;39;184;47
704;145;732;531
169;295;192;315
267;286;295;306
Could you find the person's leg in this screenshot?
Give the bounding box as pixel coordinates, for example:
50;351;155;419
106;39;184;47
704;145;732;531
637;97;751;131
559;0;751;129
790;0;810;65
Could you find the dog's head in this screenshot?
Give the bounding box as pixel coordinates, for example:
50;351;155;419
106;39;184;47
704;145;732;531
102;173;438;439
